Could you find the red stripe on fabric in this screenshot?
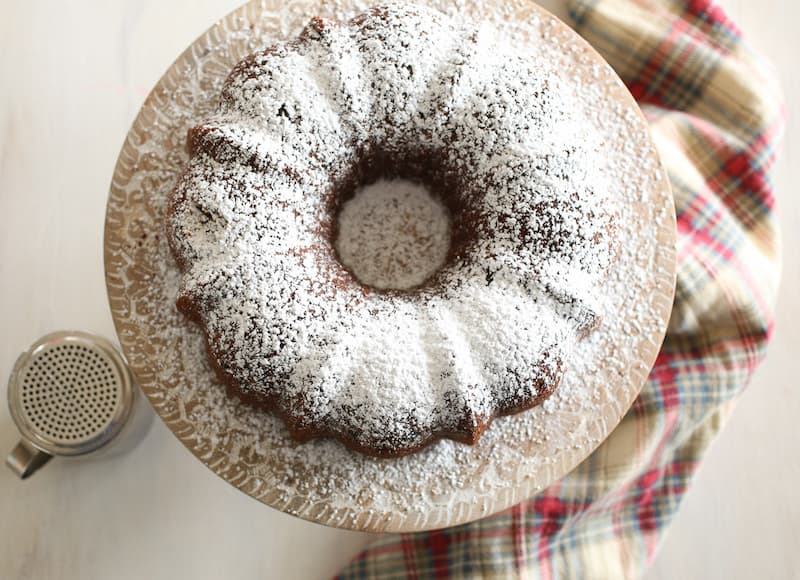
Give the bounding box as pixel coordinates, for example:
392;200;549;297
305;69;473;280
637;462;697;502
649;353;680;410
629;13;717;107
401;535;419;580
666;15;715;86
663;334;768;368
511;503;527;573
636;464;693;534
685;0;742;37
534;491;571;580
530;495;591;524
628;16;687;106
428;530;451;579
636;473;660;533
527;490;599;579
690;115;784;219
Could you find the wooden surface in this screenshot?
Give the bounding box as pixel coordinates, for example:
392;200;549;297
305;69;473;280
0;0;797;578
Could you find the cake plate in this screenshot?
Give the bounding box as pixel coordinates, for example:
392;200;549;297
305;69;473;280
104;0;676;532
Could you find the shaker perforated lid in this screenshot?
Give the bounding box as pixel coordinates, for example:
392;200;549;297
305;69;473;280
7;331;135;457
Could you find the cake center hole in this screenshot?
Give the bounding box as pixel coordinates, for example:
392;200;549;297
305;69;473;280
335;178;452;290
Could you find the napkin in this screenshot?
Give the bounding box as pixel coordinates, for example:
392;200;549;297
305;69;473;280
337;0;785;577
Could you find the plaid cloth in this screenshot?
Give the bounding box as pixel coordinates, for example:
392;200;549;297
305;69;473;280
337;0;785;578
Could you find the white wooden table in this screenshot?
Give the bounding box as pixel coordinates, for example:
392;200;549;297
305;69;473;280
1;1;797;578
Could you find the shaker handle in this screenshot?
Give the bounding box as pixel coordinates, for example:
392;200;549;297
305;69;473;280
6;440;52;479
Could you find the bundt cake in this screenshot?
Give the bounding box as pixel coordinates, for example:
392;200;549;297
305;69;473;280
167;3;618;457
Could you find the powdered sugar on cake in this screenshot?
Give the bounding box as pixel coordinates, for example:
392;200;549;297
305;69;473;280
335;179;451;290
167;4;618;455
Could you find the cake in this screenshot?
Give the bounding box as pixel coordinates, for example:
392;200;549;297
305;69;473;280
167;3;618;457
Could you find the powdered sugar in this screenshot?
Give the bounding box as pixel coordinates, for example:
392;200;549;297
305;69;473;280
105;0;675;531
167;4;617;455
335;179;451;290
